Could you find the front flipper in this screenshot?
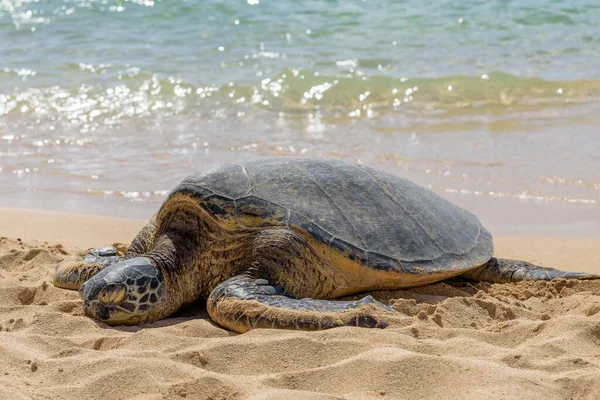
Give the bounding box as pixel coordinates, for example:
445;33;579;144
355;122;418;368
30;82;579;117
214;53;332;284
207;275;394;333
461;257;600;283
54;246;124;290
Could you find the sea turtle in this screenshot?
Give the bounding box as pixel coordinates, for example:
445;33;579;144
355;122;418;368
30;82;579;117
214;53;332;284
54;158;599;332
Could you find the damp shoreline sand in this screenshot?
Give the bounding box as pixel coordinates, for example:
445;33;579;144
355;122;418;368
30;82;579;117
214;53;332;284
2;1;600;232
1;207;599;399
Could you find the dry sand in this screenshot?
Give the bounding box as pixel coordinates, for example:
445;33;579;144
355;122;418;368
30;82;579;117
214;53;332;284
1;207;599;399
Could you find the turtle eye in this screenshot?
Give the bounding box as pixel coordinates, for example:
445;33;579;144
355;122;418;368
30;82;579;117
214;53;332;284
98;283;128;305
79;282;87;299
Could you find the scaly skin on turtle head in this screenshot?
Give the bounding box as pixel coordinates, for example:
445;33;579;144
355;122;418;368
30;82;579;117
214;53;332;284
79;257;169;325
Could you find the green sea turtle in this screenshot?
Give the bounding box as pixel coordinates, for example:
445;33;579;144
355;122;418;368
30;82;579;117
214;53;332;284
54;158;599;332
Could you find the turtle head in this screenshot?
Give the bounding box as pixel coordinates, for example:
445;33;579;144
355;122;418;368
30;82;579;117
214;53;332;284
80;258;167;325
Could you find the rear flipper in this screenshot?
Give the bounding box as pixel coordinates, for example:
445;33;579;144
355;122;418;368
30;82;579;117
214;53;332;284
207;275;394;333
461;257;600;284
54;246;123;290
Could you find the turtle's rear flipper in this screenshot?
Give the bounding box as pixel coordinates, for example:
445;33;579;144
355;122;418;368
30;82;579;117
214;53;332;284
53;246;123;290
461;257;600;284
207;275;393;333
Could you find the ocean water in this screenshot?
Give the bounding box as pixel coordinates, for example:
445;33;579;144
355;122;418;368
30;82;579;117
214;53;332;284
0;0;599;233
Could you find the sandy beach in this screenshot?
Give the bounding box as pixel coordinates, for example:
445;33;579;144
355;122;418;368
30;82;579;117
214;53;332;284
2;1;599;398
0;207;599;399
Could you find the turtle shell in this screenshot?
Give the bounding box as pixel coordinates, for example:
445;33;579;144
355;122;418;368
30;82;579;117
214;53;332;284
164;158;493;275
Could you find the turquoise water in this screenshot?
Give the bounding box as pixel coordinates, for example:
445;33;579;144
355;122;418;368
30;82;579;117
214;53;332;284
0;0;599;232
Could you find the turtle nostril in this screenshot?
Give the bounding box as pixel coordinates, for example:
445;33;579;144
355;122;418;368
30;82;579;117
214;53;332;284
98;283;128;305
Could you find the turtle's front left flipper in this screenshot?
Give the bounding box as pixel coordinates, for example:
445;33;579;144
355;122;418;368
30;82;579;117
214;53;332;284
207;275;394;333
54;217;158;291
54;246;124;290
461;257;600;283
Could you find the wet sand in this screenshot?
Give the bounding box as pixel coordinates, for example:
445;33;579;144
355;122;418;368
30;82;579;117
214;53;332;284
1;207;599;399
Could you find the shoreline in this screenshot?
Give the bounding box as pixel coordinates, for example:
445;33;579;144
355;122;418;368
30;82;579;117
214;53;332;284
0;207;146;250
1;206;598;274
3;175;599;237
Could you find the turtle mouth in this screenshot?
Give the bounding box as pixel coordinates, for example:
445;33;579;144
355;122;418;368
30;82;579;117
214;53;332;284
83;287;165;325
84;300;151;325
